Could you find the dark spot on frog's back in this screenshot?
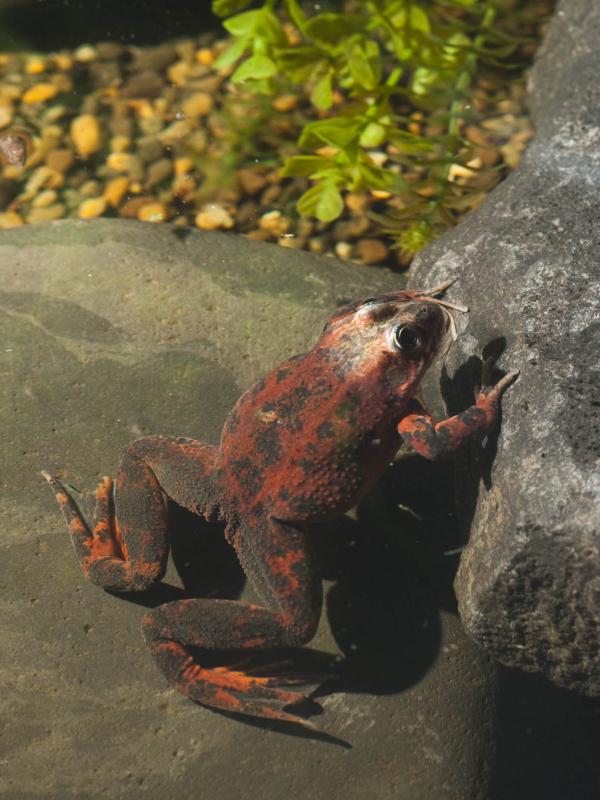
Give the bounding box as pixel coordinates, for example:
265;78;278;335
316;421;334;440
255;426;282;466
249;377;267;398
230;457;264;495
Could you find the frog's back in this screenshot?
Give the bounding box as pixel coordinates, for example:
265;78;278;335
217;349;401;521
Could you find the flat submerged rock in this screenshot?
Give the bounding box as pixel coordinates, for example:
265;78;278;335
1;220;499;799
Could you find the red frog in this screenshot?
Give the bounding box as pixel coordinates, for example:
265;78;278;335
43;278;517;726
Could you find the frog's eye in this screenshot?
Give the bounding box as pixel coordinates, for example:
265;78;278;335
393;324;421;352
359;298;379;308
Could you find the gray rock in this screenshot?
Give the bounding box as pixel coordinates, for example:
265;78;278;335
0;219;497;799
410;0;600;696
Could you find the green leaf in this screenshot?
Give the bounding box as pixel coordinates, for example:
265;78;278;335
223;9;263;36
224;8;281;42
346;39;381;90
299;117;361;149
212;0;254;17
388;129;436;154
310;70;333;109
275;47;326;84
281;155;333;177
390;4;431;34
411;66;443;96
359;121;386;148
232;54;277;82
213;34;250;69
304;13;365;45
358;161;404;191
297;180;344;221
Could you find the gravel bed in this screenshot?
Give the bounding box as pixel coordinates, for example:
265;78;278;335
0;26;541;269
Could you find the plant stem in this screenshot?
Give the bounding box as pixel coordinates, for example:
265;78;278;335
425;1;496;225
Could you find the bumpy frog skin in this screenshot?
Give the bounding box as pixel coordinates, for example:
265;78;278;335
44;280;517;726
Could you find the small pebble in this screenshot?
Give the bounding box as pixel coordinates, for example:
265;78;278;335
52;53;73;71
245;229;271;242
335;241;353;260
181;92;213;118
27;203;65;223
45;148;74;173
103;176;129;207
80;179;102;197
23;83;59;104
237;168;268;196
110;135;131;153
272;95;299;112
172;174;196;199
120;196;152;218
167;61;191;86
71;114;102;158
0;107;13;127
174;157;194;177
25;56;46;74
333;216;371;240
158;119;192;145
356;238;389;265
145;157;173;188
0;211;23;228
74;44;98;63
96;42;125;60
32;189;58;208
122;70;165;99
370;189;391;200
137;137;163;164
137;202;168;222
308;237;325;254
195;48;214;66
23;166;63;197
195;203;234;230
106;152;143;180
78;197;107;218
259;210;290;237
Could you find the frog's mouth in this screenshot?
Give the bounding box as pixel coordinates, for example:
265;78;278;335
410;276;468;344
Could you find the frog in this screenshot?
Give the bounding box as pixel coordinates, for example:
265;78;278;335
43;278;518;727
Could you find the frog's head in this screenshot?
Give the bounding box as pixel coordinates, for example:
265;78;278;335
319;277;467;396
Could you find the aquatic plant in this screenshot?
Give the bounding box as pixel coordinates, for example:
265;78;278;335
212;0;531;255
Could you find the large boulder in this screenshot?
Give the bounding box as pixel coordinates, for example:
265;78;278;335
411;0;600;696
1;219;499;799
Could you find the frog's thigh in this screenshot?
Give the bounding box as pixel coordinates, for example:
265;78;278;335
100;435;217;590
143;518;322;651
235;516;323;644
119;435;217;513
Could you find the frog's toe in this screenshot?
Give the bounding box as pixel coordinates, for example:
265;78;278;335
187;665;318;727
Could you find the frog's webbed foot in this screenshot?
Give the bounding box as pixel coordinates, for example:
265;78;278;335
43;435;218;593
42;471;150;591
476;356;520;403
142;603;320;728
142;516;323;727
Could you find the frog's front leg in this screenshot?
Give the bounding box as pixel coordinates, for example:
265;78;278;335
398;364;519;459
44;435;218;592
141;515;322;725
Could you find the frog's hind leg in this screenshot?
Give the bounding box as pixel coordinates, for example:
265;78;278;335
141;516;323;726
43;435;218;593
